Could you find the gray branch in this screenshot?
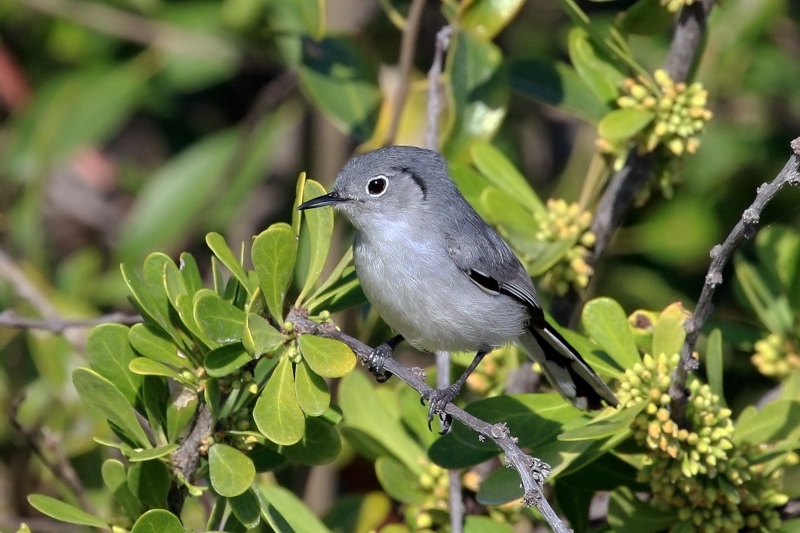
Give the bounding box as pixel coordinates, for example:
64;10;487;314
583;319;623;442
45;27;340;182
287;309;569;533
668;138;800;424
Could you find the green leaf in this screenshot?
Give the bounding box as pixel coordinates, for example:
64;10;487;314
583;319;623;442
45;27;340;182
298;335;356;378
756;225;800;303
243;314;285;358
131;509;184;533
194;290;247;344
209;443;256;497
526;237;577;277
86;324;143;407
652;302;690;357
558;401;645;441
706;329;725;403
102;459;141;520
129;357;183;380
253;223;298;323
733;400;800;446
142;376;168;443
457;0;525;40
205;343;253;378
258;484;334;533
175;293;210;346
279;416;342;466
27;495;109;528
207;232;252;295
568;26;626;104
375;456;426;504
73;368;151;447
607;486;678;533
229;489;261;529
28;494;110;529
734;254;794;335
509;58;609;123
118;130;239;261
125;444;181;462
142;253;175;328
298;36;381;141
472;141;545;215
618;0;675;36
597;108;655;140
127;460;170;510
254;356;305;445
339;372;426;474
295;358;331;416
163;258;187;310
249;445;287;472
475;467;523;505
297;180;334;303
582;298;641;370
443;30;507;157
179;252;203;296
129;323;191;370
120;263;179;345
557;326;625;379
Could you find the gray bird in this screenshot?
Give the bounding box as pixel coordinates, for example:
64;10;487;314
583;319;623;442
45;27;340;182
298;146;618;430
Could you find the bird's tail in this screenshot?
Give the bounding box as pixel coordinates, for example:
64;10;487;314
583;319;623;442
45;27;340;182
520;322;618;410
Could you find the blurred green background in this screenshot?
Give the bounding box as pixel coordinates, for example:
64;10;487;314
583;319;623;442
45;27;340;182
1;0;799;529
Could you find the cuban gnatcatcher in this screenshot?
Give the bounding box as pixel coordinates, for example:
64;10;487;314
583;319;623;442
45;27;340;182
298;146;618;430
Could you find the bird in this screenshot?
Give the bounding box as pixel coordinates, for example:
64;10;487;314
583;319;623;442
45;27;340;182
297;146;618;431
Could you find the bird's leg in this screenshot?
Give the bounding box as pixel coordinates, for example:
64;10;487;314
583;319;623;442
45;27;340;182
367;334;404;383
422;351;487;433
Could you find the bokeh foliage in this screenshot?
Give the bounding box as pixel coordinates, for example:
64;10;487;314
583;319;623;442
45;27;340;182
1;0;800;532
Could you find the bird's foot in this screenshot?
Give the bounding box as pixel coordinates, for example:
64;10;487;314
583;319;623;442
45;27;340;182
367;342;394;383
421;383;461;434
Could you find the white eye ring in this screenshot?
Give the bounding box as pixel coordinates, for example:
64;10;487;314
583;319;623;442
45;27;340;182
366;175;388;197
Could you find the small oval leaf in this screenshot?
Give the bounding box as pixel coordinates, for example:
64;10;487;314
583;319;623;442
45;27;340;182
28;495;109;528
582;298;641;370
597;108;655;141
131;509;184;533
207;232;252;295
254;356;305;445
243;313;285;357
295;358;330;416
204;343;253;378
209;443;256;497
253;223;298;323
298;335;356;378
87;323;143;406
194;290;246;344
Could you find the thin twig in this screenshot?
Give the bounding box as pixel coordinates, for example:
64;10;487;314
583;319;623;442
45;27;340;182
0;309;143;332
669;139;800;424
287;309;569;533
436;350;464;533
169;403;213;515
384;0;427;147
425;26;452;151
10;0;240;62
10;395;94;514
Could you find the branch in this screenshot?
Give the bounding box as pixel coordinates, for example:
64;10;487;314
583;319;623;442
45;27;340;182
0;309;142;332
669;138;800;424
425;26;452;151
384;0;427;147
169;403;213;515
287;309;569;533
10;0;240;62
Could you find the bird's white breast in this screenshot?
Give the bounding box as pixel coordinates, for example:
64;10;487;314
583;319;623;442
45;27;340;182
353;226;529;353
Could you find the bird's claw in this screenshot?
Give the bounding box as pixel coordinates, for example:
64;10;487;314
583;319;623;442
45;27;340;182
421;384;461;434
367;342;394;383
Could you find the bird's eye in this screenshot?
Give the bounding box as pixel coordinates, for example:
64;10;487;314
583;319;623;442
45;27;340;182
366;176;388;197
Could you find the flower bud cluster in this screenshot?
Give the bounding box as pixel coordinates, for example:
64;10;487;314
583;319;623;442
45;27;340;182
752;333;800;379
534;199;595;296
409;459;450;531
618;352;786;532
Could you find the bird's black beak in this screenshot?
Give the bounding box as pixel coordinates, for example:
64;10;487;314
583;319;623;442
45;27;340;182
296;191;348;211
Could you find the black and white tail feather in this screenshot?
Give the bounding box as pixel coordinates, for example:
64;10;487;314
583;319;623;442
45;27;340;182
520;323;618;410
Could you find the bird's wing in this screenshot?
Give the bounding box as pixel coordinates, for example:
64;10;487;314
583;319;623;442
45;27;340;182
444;218;543;319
